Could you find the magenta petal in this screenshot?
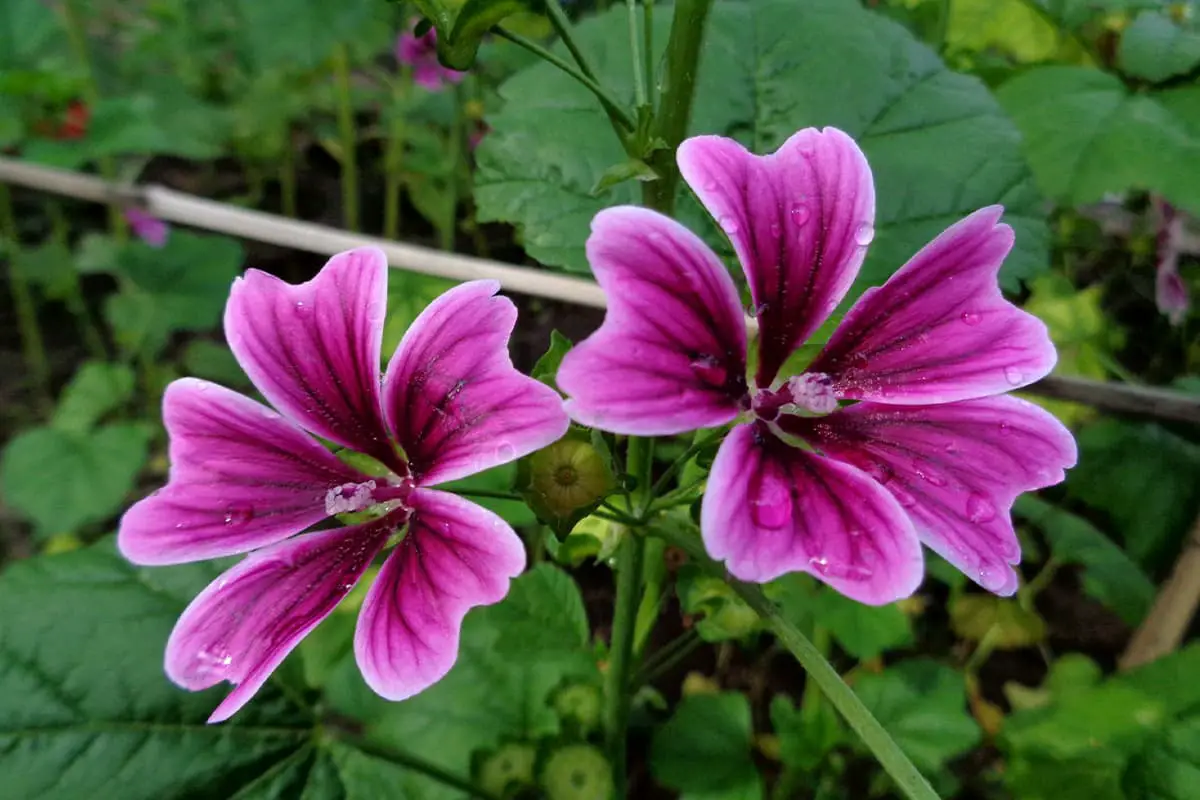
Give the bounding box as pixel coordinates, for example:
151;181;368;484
354;489;525;700
224;248;397;468
677;129;874;387
165;519;392;723
786;397;1077;595
382;280;569;486
118;379;369;566
557;207;748;435
808;207;1056;404
701;423;923;605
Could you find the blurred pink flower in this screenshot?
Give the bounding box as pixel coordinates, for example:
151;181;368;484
1154;198;1190;326
396;23;466;91
124;207;169;248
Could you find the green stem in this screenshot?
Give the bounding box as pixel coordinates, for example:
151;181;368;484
647;427;723;501
934;0;951;53
604;533;645;799
0;183;50;405
626;0;648;107
331;44;360;232
643;0;654;102
441;83;465;252
455;489;523;502
48;200;106;359
492;28;636;133
543;0;600;80
383;70;412;241
635;628;703;685
336;735;499;800
642;0;713;214
279;126;298;218
800;625;831;724
60;0;126;242
651;525;939;800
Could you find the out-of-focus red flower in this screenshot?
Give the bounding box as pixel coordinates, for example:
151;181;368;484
32;101;91;141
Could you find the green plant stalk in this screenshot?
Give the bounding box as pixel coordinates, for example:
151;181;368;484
0;183;51;404
643;0;654;103
331;44;360;232
440;83;467;252
383;69;412;241
626;0;649;107
652;525;939;800
543;0;600;81
647;427;723;501
799;624;831;724
335;735;499;800
279;125;298;218
635;628;703;685
642;0;713;214
60;0;126;242
47;200;106;359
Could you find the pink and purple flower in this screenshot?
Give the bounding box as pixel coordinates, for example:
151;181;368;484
118;248;568;721
396;23;466;91
557;128;1077;605
124;207;169;248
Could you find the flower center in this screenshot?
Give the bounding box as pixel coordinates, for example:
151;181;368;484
751;372;838;422
324;476;415;516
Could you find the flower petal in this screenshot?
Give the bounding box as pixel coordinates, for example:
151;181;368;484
557;206;748;435
677;128;874;387
224;247;397;468
165;518;393;723
701;423;923;605
118;379;368;566
354;489;525;700
784;397;1077;595
807;207;1056;404
383;280;569;486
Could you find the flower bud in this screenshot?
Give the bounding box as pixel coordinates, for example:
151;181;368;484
539;744;613;800
476;742;537;797
551;681;603;734
519;433;614;535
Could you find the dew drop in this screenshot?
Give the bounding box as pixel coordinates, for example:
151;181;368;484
718;215;740;235
496;442;517;462
769;221;782;238
223;505;255;527
1004;366;1024;385
966;492;996;523
912;460;947;487
809;556;873;580
790;203;811;226
944;441;961;455
751;475;791;529
960;310;981;326
997;421;1012;437
854;222;875;246
703;179;718;192
689;354;728;387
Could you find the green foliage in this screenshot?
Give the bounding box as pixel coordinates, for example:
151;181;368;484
411;0;540;71
1119;11;1200;83
531;329;574;390
477;0;1049;291
487;563;592;659
51;361;136;434
771;574;914;660
650;693;763;799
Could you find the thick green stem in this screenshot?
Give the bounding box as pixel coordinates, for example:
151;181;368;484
0;183;50;404
642;0;713;214
604;533;645;799
626;0;648;107
48;200;106;359
800;625;831;723
337;735;499;800
652;525;939;800
331;44;360;232
279;126;298;218
60;0;126;242
643;0;655;102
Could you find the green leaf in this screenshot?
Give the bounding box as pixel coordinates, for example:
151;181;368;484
12;241;75;300
1125;715;1200;800
51;361;136;434
770;695;846;773
486;563;591;658
233;0;391;72
1014;495;1154;625
85;87;230;160
1119;11;1200;83
677;564;762;642
591;158;660;195
811;587;914;660
949;595;1047;648
853;659;981;775
180;340;251;389
1004;753;1127;800
0;0;68;73
1066;420;1200;572
531;330;573;391
1003;681;1166;761
0;423;150;537
997;66;1200;216
650;693;763;799
477;0;1048;291
413;0;539;71
1119;644;1200;718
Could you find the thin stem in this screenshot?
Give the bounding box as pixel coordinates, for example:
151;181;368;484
800;625;831;724
279;126;298;218
543;0;599;80
604;533;645;799
383;69;412;240
934;0;951;53
441;83;465;252
331;44;360;232
47;200;106;359
626;0;648;107
455;488;523;502
643;0;654;102
60;0;126;242
647;427;723;500
0;183;50;405
600;501;642;527
642;0;713;214
336;736;499;800
492;28;636;133
635;628;703;685
651;525;939;800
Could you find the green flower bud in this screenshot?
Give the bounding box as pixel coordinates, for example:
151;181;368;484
519;433;614;535
476;742;537;797
540;744;614;800
551;682;603;733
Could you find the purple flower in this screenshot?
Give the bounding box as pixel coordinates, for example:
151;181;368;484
118;248;568;722
557;128;1077;605
1154;198;1190;326
396;23;466;91
124;207;169;248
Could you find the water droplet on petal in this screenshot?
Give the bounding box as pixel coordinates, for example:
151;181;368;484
944;441;961;455
809;556;873;581
703;179;718;192
751;474;791;529
769;221;782;238
960;311;981;326
997;421;1012;437
912;459;948;487
718;215;740;235
496;442;517;462
1004;366;1024;385
966;492;996;523
790;203;811;226
223;505;254;526
689;354;727;388
854;222;875;246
